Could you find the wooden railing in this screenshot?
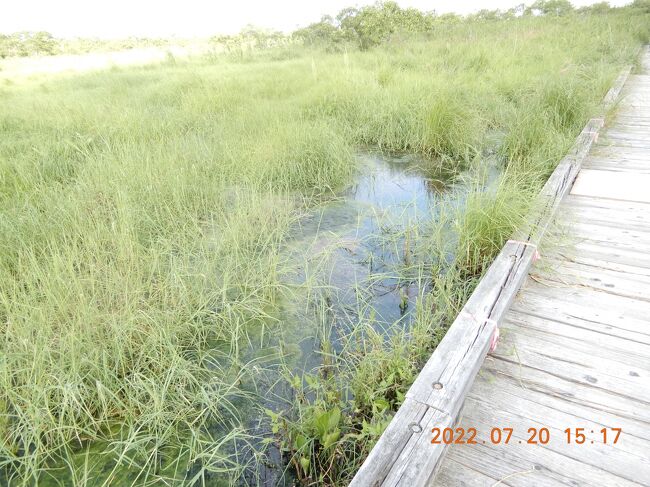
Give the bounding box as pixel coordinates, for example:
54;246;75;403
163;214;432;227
348;64;632;487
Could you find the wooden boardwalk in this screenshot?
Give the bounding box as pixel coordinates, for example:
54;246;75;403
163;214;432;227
435;51;650;486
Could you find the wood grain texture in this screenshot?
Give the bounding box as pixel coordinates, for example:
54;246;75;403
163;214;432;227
570;169;650;203
437;51;650;486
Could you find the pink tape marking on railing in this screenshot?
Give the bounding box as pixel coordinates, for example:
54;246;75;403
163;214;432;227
487;319;499;353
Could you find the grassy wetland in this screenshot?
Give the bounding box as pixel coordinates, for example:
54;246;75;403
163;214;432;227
1;2;650;485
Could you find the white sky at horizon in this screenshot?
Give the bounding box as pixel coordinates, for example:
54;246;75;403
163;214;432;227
1;0;633;39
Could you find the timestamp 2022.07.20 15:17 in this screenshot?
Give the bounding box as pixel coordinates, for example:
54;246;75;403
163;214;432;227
430;427;622;446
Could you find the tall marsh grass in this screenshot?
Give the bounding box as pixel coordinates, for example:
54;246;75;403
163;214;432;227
0;9;648;485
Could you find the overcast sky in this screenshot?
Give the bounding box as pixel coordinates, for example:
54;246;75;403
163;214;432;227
1;0;633;38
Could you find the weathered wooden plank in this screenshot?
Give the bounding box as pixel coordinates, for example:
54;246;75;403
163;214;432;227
602;132;650;142
566;221;650;248
504;309;650;362
590;146;650;159
455;395;650;483
620;103;650;109
601;127;650;137
443;412;644;487
582;149;639;159
557;206;650;234
586;154;650;166
581;163;650;175
618;98;650;105
570;169;650;203
542;248;650;276
486;354;650;424
443;440;572;487
376;400;455;487
515;278;650;326
604;97;650;106
557;228;650;255
597;138;650;150
549;240;650;270
618;102;650;110
540;252;650;281
465;370;650;443
563;193;650;216
613;110;650;116
494;329;650;402
380;406;454;486
602;130;650;138
435;456;502;487
611;118;650;126
510;293;650;345
561;203;650;226
598;141;650;150
560;196;650;216
530;259;650;302
603;130;650;139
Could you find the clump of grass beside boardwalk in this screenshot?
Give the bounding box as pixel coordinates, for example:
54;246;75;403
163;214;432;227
1;3;649;485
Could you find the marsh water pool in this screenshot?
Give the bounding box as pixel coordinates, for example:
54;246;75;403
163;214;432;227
281;152;455;356
30;151;482;486
247;151;478;485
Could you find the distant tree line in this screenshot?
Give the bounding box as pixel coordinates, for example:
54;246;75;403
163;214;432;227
293;0;649;50
1;0;649;59
0;32;58;57
209;25;289;53
0;33;173;59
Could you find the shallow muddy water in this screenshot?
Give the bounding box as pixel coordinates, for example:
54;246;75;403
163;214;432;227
283;153;453;352
248;152;467;485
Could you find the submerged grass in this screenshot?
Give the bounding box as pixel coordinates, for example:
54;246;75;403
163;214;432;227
0;9;648;486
